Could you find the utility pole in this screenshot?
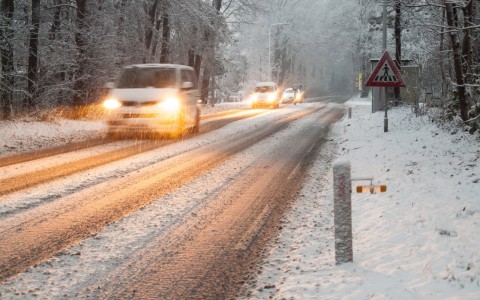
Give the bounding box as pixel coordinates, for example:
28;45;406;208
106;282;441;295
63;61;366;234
382;1;388;132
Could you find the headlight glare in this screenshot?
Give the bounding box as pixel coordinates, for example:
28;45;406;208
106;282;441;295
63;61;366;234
103;98;121;110
159;97;181;111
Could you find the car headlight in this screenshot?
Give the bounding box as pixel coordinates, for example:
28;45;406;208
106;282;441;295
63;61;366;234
103;98;121;110
158;97;181;112
250;94;258;102
268;93;276;102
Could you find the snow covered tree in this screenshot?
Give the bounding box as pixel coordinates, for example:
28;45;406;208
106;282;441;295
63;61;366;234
25;0;40;109
0;0;15;119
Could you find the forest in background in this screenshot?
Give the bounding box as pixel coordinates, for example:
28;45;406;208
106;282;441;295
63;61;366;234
0;0;479;134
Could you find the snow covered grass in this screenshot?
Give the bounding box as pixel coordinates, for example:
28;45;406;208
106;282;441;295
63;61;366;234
0;102;249;158
242;96;480;299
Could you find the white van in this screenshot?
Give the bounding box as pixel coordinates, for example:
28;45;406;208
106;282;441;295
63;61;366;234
250;82;281;108
103;64;200;138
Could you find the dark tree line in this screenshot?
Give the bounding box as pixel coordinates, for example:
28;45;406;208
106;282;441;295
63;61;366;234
0;0;256;119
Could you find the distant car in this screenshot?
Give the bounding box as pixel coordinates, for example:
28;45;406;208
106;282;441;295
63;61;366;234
281;88;295;103
228;93;242;102
293;85;305;105
250;82;281;108
102;64;200;138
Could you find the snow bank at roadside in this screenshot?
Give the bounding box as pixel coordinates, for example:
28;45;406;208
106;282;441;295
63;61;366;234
242;95;480;299
0;103;248;158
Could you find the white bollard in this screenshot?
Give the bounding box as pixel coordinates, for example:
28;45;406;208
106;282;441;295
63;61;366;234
333;160;353;264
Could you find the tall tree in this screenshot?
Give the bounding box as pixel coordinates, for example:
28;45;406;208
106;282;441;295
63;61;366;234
393;0;401;105
72;0;88;109
144;0;160;62
201;0;223;104
444;1;468;121
25;0;41;109
0;0;15;119
159;0;170;63
49;0;62;40
461;0;474;85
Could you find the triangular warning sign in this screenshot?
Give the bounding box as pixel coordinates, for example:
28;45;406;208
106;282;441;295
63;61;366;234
365;51;406;87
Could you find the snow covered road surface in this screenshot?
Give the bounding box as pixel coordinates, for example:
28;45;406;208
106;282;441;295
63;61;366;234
0;101;344;298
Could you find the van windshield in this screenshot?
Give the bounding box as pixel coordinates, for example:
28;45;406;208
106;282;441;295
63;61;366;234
255;86;274;93
116;68;176;88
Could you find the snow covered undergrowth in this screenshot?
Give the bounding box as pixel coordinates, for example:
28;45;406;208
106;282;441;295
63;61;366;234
242;96;480;299
0;118;106;157
0;102;250;158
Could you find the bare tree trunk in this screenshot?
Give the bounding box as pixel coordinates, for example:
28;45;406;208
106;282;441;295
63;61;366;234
49;0;62;40
187;50;202;79
188;50;195;67
194;54;202;80
439;7;446;97
144;0;159;62
200;0;222;104
159;10;170;63
393;0;401;105
213;0;222;11
150;15;162;58
25;0;41;109
201;68;211;104
72;0;87;109
444;1;469;121
462;0;474;84
0;0;15;119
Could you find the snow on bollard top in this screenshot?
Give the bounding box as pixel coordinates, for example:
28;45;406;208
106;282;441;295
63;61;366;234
333;159;350;170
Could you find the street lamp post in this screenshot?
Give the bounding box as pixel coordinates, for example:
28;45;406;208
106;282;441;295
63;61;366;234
268;22;290;81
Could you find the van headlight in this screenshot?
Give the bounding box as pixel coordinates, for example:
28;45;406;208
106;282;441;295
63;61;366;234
268;93;276;102
250;94;258;102
158;97;180;112
103;98;122;110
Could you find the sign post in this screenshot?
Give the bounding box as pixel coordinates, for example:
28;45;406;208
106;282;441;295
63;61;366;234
365;51;406;132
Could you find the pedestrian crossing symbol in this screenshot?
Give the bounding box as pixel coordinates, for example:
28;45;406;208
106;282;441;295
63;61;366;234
365;51;406;87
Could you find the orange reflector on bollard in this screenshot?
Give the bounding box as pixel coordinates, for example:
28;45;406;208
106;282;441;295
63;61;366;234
356;185;387;193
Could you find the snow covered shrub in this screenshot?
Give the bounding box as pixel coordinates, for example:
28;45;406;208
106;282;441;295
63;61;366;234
444;98;460;122
466;103;480;134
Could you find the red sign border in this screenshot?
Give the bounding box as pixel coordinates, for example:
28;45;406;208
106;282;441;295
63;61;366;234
365;51;406;87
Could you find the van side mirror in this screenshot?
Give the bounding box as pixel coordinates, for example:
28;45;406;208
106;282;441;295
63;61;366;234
181;82;194;90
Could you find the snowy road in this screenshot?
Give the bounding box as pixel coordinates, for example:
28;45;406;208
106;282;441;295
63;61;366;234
0;101;344;298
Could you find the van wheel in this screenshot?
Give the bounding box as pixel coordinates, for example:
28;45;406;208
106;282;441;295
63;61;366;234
172;112;186;139
191;108;200;134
